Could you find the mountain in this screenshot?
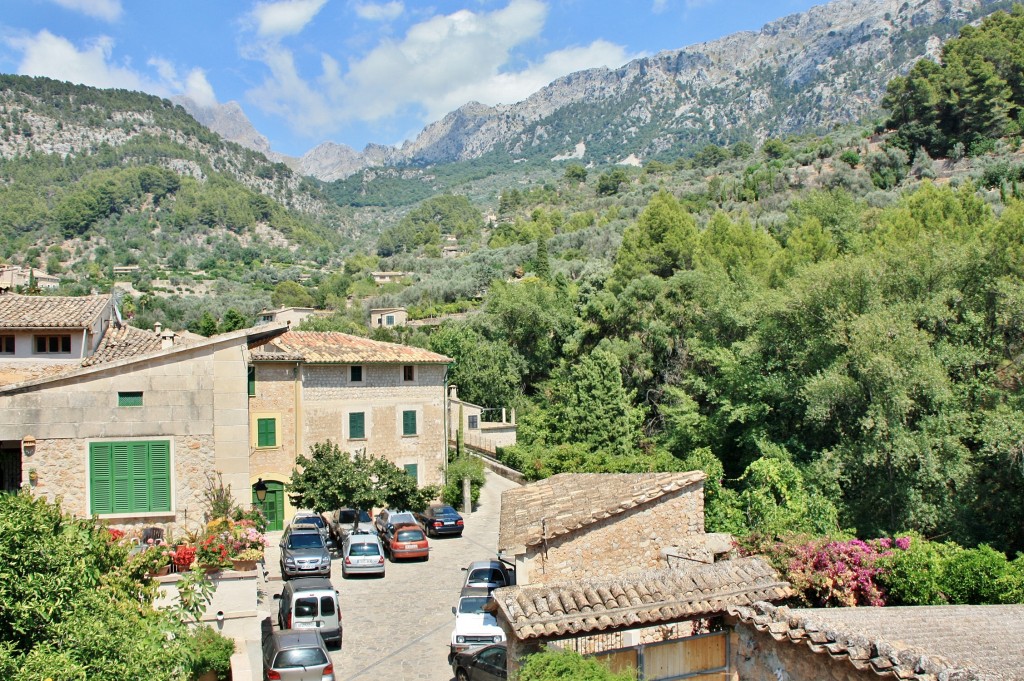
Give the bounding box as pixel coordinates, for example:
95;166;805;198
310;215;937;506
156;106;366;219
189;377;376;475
173;96;273;156
243;0;1009;180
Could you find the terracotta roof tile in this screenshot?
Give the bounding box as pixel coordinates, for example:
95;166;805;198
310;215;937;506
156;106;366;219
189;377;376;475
494;557;792;642
0;293;110;328
82;325;185;367
248;330;451;364
498;472;706;552
729;602;1024;680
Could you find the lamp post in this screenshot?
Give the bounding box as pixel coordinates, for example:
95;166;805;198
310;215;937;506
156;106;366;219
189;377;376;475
253;478;268;506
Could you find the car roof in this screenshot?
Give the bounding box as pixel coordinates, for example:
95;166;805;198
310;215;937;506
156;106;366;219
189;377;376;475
267;629;327;650
285;577;334;591
460;586;493;599
466;559;506;570
288;523;321;532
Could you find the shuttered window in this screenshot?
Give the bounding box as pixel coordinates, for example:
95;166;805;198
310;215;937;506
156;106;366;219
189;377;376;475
349;412;365;439
118;391;143;407
257;418;277;447
89;441;171;515
402;410;417;436
404;463;418;481
247;366;256;397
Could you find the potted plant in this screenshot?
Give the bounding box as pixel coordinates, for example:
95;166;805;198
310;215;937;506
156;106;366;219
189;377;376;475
196;535;230;572
230;547;264;571
171;545;197;571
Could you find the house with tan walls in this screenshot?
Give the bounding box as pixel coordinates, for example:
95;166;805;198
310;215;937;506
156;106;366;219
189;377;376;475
0;317;289;535
447;384;517;453
247;330;452;530
496;471;707;586
0;293;114;367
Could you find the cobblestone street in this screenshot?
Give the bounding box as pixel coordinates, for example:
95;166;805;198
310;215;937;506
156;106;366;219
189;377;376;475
258;469;519;681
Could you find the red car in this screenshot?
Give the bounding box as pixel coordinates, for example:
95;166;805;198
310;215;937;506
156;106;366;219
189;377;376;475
382;523;429;561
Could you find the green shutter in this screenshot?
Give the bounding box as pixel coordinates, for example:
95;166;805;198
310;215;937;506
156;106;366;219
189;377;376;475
148;441;171;512
404;463;418;481
130;442;150;511
118;391;143;407
112;443;132;512
247;366;256;396
258;418;277;447
89;443;113;515
349;412;365;439
402;410;417;436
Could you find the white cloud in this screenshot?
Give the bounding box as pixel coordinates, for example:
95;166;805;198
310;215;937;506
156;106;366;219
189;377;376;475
354;1;404;21
652;0;669;13
47;0;122;22
8;30;217;106
246;0;631;140
250;0;327;38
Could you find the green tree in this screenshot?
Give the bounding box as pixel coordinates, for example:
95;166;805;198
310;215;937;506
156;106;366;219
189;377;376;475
194;310;219;337
271;280;315;308
564;164;587;183
518;647;635;681
219;307;249;332
596;168;629;196
612;190;698;286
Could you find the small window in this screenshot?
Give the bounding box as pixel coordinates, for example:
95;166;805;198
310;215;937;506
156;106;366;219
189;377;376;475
320;596;336;616
257;418;277;447
349;412;365;439
468;415;479;430
34;334;71;354
350;365;363;382
247;366;256;397
404;463;418;481
403;365;415;382
402;410;417;436
294;598;317;618
118;391;143;407
386;315;395;326
0;335;13;354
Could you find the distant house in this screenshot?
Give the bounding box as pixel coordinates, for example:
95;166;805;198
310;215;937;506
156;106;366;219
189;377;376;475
0;266;59;290
247;330;451;530
369;307;407;328
256;307;315;327
447;384;516;453
0;294;115;369
112;265;141;276
370;271;413;284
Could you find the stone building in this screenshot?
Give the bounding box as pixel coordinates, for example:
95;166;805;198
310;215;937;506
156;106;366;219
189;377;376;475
497;471;706;586
0;320;288;533
0;266;60;291
368;307;408;328
247;330;451;530
447;384;517;453
255;306;316;328
0;293;114;366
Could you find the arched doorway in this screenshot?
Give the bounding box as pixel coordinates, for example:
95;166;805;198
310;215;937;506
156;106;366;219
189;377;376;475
253;480;285;531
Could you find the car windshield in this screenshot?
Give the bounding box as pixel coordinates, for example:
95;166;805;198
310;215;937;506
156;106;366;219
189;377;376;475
432;506;457;516
289;533;324;549
349;543;380;556
340;509;372;523
458;596;490;614
396;529;424;542
297;516;325;528
274;647;328;669
468;569;506;585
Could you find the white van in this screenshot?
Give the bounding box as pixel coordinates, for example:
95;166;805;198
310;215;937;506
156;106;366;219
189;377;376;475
275;577;343;650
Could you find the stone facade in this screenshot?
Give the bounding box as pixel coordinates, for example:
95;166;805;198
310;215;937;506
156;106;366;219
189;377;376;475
522;482;704;584
729;625;867;681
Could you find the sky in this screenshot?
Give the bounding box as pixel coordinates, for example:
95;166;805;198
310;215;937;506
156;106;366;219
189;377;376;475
0;0;824;157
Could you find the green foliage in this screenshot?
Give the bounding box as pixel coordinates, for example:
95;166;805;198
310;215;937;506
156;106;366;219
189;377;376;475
939;544;1018;604
564;164;588;182
442;454;486;507
271;280;315;308
377;194;482;256
875;534;960;605
838;150;861;167
187;625;235;681
428;324;525;409
612;190;697;286
518;647;636;681
596;168;629;196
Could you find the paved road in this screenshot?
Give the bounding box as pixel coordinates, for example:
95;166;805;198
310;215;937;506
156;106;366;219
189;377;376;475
259;470;519;681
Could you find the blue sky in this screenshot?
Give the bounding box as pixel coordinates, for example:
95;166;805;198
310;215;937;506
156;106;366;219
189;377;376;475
0;0;823;156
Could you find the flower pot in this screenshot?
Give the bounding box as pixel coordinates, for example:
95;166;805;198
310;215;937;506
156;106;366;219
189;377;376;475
155;565;171;577
231;558;258;571
201;563;222;574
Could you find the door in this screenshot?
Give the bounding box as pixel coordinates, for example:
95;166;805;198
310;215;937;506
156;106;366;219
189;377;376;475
254;480;285;531
0;443;22;493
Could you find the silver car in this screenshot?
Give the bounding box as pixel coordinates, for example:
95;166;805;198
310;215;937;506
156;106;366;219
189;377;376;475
262;629;334;681
292;511;333;549
280;523;331;580
341;531;386;578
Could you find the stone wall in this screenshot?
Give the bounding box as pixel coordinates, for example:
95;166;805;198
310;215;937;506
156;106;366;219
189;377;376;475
524;482;704;583
729;623;871;681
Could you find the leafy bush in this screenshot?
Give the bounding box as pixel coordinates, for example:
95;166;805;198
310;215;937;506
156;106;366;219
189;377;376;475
838;150;861;167
939;544;1015;604
188;625;235;681
875;534;956;605
443;454;486;507
518;647;636;681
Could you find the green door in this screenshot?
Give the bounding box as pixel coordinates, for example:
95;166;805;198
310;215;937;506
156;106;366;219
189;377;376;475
254;480;285;531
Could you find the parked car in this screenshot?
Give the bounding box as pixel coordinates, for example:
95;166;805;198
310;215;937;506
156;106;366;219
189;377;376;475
274;577;342;650
292;511;333;549
451;643;507;681
262;629;335;681
326;507;374;546
279;523;331;580
461;560;513;591
415;504;465;538
381;523;429;561
450;587;504;660
341;531;386;578
374;509;418;535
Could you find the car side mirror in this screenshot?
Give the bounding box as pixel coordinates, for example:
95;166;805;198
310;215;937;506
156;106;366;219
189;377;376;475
461;567;468;572
451;606;457;615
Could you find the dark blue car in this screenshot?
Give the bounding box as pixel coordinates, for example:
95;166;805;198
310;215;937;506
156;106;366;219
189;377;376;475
416;504;464;537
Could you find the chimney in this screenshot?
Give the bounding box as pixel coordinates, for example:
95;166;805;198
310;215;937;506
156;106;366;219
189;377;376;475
160;329;175;349
448;384;458;401
154;322;162;335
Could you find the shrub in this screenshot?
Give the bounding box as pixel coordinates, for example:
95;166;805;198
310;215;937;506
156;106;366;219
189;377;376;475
939;545;1013;604
188;625;235;681
518;647;636;681
839;150;860;167
443;454;486;507
875;534;954;605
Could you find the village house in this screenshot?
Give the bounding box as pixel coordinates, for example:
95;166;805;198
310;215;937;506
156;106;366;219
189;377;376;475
370;271;413;284
0;293;114;369
255;306;316;328
0;265;60;291
447;384;517;453
246;330;451;530
368;307;408;328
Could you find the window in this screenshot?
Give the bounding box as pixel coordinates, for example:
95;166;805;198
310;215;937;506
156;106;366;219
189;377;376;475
257;418;277;447
350;365;363;382
402;410;417;436
34;334;71;354
118;391;143;407
0;335;13;354
386;315;395;326
89;440;171;514
247;366;256;397
403;365;415;382
468;415;479;430
404;463;418;481
349;412;365;439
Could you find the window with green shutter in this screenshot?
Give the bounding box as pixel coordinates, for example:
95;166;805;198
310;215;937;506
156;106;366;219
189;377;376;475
247;366;256;397
118;391;143;407
89;441;171;515
257;418;277;447
403;463;418;481
402;410;417;436
349;412;365;439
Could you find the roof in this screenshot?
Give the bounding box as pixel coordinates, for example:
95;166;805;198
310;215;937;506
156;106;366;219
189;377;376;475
498;472;706;552
248;330;451;364
494;556;792;642
0;293;110;328
729;602;1024;681
82;324;184;367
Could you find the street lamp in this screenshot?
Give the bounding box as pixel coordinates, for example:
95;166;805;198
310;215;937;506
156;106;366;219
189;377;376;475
253;478;268;504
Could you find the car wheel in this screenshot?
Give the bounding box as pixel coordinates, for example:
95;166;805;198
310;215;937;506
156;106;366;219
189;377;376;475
455;669;470;681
